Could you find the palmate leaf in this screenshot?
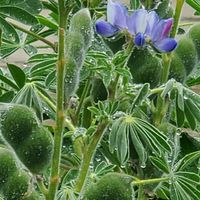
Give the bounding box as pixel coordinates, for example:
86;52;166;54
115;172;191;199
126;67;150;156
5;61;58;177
7;64;26;89
170;171;200;200
0;43;19;59
12;83;43;119
130;83;150;112
30;59;57;77
149;156;170;173
174;84;200;129
109;115;171;165
186;0;200;13
0;16;19;44
14;0;43;15
174;151;200;171
0;6;38;25
28;53;57;63
156;151;200;199
0;73;19;90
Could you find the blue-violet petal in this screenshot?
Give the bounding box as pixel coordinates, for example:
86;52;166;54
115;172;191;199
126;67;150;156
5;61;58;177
95;20;119;37
154;38;177;52
134;33;146;46
107;0;127;29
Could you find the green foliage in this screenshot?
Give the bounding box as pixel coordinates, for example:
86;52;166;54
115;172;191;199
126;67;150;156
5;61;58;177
90;78;108;102
84;173;134;200
109;115;171;165
1;1;200;200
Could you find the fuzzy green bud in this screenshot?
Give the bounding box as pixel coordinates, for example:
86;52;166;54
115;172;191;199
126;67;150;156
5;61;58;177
1;105;38;148
64;57;80;100
0;148;17;187
16;126;53;174
188;23;200;59
69;8;93;50
169;52;186;82
128;48;162;88
175;36;197;75
84;173;134;200
2;171;30;200
65;32;85;68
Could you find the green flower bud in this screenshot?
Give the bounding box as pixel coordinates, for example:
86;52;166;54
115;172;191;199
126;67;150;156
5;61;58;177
84;173;134;200
169;52;186;82
2;171;30;200
69;8;93;50
128;48;162;88
65;32;85;69
188;23;200;59
0;148;17;188
175;36;197;75
16;126;53;174
1;105;38;148
64;57;80;100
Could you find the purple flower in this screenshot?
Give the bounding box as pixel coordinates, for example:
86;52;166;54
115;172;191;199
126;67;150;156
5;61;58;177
127;10;177;52
95;2;177;52
95;0;127;37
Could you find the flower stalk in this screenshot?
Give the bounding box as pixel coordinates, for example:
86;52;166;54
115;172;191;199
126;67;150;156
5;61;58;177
154;0;185;126
47;0;67;199
75;120;109;194
132;177;169;186
10;22;56;51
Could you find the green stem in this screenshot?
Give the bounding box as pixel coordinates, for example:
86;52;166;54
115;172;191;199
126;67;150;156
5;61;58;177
150;87;164;95
161;53;172;84
36;89;75;131
75;120;109;193
36;177;48;199
132;177;169;186
161;0;184;83
171;0;185;38
10;22;56;51
74;77;91;125
47;0;66;199
154;0;185;126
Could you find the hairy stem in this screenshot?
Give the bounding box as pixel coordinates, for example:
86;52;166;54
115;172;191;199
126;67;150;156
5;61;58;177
10;22;56;51
47;0;66;199
36;176;48;199
161;0;184;83
75;120;109;193
74;77;91;125
36;89;75;131
132;177;169;186
154;0;184;126
171;0;185;38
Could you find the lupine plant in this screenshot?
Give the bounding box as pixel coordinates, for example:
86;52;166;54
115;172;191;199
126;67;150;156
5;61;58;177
0;0;200;199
